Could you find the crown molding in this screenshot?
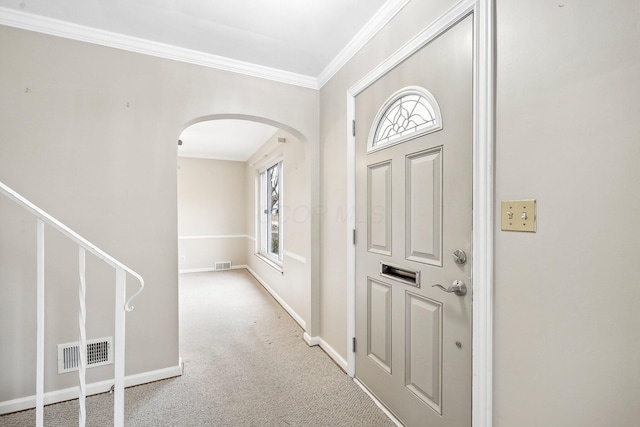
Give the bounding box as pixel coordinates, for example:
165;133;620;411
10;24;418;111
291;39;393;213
0;7;319;90
0;0;411;91
316;0;411;89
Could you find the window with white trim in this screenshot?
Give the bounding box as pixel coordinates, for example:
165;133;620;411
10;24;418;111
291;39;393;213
367;86;443;153
259;161;283;263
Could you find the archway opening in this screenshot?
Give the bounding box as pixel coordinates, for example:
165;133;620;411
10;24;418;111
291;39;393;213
176;115;313;358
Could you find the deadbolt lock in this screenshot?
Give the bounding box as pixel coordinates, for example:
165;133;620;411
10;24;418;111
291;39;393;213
452;249;467;265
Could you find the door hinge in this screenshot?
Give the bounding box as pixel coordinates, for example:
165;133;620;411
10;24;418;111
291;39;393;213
352;337;356;353
352;119;356;137
352;229;356;245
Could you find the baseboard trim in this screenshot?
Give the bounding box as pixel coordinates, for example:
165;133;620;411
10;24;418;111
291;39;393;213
179;265;246;274
244;266;306;330
303;333;320;346
304;335;348;372
181;269;348;396
178;234;251;240
353;378;403;427
0;358;183;415
179;267;216;274
242;268;348;373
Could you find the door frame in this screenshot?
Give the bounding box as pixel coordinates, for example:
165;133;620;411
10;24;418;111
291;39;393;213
345;1;494;426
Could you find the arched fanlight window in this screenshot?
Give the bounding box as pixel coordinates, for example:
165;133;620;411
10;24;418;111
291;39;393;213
367;86;442;153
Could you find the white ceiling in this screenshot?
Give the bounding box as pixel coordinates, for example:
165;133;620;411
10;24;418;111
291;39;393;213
0;0;406;160
178;120;278;162
0;0;390;78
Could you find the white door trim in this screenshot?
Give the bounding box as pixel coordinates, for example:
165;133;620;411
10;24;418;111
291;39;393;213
345;1;494;426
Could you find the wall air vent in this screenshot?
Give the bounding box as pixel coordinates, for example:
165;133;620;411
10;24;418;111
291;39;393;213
57;337;113;374
214;261;232;271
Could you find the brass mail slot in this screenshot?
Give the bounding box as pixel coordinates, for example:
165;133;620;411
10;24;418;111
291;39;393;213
380;262;421;288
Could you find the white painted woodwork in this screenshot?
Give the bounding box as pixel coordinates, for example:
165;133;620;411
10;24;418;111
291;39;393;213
78;248;87;427
0;0;412;88
0;181;144;426
114;268;126;427
0;182;145;305
0;363;184;415
471;2;495;425
405;148;442;265
367;278;392;373
36;219;44;427
367;161;392;255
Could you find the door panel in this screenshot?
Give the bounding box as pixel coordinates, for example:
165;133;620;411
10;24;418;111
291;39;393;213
355;15;473;427
367;278;393;373
405;292;442;413
368;161;393;256
405;148;442;265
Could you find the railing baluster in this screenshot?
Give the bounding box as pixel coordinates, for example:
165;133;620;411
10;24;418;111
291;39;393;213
35;219;45;427
114;268;126;427
78;247;87;427
1;182;144;427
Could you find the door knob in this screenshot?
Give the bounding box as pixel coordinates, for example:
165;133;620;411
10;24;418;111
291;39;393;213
432;280;467;296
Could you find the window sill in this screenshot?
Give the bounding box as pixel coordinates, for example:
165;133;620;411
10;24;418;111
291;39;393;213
255;253;284;274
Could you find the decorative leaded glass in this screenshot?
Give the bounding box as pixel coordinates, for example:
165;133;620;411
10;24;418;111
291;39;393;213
367;87;442;153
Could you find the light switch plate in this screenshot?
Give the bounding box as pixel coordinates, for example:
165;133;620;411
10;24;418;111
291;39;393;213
501;199;536;232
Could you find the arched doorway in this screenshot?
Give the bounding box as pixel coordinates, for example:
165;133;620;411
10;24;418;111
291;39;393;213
176;115;316;354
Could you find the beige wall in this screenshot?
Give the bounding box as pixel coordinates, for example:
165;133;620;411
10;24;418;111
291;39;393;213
0;24;318;403
177;157;247;271
493;1;640;425
2;0;639;423
321;0;640;427
244;130;311;328
317;0;640;425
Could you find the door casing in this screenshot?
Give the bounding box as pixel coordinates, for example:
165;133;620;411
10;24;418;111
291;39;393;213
345;1;495;426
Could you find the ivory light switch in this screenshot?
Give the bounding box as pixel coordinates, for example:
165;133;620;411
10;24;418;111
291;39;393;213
501;200;536;232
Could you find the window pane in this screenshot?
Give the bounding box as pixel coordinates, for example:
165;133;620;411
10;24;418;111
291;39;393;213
267;164;279;257
258;161;282;263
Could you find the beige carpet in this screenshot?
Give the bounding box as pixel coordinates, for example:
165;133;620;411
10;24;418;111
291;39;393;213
1;270;395;426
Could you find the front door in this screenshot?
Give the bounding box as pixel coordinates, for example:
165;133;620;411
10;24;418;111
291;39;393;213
354;16;473;427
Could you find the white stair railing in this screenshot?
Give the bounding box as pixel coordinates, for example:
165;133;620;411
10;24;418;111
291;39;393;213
0;181;145;427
